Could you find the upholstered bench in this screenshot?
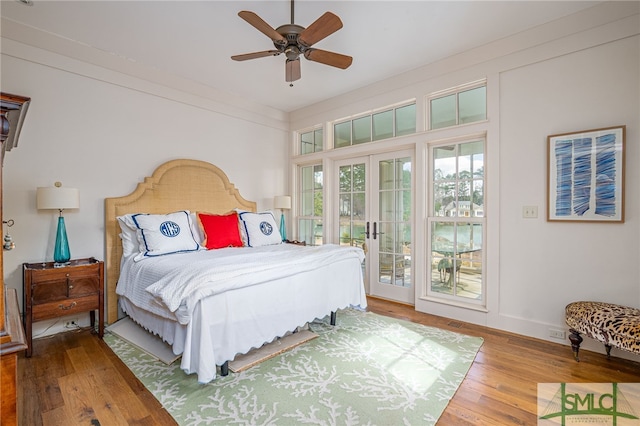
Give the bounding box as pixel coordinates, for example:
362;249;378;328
565;301;640;361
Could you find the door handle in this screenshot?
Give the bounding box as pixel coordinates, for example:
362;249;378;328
372;222;384;240
365;222;370;239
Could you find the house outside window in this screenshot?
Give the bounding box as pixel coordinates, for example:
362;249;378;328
428;140;485;305
298;164;323;245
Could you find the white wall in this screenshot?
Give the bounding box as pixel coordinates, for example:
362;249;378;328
1;39;289;336
290;2;639;358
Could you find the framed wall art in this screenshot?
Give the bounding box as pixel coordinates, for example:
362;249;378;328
547;125;625;222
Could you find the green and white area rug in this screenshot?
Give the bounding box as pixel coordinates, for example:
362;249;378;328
105;309;483;425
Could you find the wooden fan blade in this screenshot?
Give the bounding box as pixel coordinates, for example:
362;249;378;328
286;59;301;82
298;12;343;47
304;49;352;69
231;50;281;61
238;11;286;43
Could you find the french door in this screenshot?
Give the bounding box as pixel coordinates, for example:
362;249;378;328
335;150;413;304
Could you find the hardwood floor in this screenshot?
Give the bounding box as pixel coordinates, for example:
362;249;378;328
19;297;640;425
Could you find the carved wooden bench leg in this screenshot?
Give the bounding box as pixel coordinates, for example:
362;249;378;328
605;344;612;359
568;329;583;362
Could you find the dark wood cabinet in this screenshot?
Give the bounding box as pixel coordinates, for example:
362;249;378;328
23;258;104;357
1;92;29;426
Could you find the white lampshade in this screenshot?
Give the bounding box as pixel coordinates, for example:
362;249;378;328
36;186;80;210
274;195;291;210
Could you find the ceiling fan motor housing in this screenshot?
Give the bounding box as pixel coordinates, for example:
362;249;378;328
274;24;307;60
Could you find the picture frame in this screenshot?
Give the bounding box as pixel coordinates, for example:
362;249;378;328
547;125;625;222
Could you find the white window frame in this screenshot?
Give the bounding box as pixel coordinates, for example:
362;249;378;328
425;138;487;308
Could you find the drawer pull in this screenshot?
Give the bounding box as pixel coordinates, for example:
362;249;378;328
59;302;77;311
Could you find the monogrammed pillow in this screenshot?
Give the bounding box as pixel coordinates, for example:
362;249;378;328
132;210;201;261
238;211;282;247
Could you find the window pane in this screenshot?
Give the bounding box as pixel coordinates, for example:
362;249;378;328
334;121;351;148
301;190;314;216
379;191;394;221
352;116;371;145
314;187;323;217
313;165;323;190
339;165;352;192
399;189;411;221
395;103;416;136
353;192;366;220
339;194;351;218
433;182;454;217
433;146;457;180
353;163;366;192
314;129;323;152
301;131;314;155
379;159;394;190
398;157;411;189
458;86;486;124
472;180;484;217
431;94;456;129
372;110;393;141
299;219;323;245
301;166;313;191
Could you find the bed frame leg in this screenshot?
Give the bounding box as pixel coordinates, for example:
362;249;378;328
330;311;337;326
220;361;229;376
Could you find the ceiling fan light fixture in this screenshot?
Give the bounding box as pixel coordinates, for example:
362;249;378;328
231;0;352;84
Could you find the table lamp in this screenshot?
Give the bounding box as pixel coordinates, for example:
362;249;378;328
36;182;79;266
274;195;291;241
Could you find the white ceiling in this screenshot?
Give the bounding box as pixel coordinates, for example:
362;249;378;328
1;0;601;112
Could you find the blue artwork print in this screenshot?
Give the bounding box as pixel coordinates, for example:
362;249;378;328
259;221;273;236
595;133;617;217
572;137;592;216
160;221;181;237
555;141;573;216
552;130;619;220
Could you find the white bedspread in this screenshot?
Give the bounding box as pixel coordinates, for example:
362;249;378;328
117;243;365;324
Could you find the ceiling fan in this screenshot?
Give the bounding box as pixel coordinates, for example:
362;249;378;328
231;0;352;85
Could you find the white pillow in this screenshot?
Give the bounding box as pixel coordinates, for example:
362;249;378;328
189;212;205;245
117;214;140;258
132;210;201;261
238;211;283;247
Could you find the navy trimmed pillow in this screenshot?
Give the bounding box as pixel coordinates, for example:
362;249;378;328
132;210;201;261
238;211;282;247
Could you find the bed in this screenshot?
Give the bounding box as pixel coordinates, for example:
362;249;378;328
104;159;367;383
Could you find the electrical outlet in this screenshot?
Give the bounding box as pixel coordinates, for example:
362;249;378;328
549;328;565;339
522;205;538;218
64;318;79;329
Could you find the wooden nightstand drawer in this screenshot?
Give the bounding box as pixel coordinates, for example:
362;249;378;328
23;257;104;357
31;267;100;304
31;295;99;322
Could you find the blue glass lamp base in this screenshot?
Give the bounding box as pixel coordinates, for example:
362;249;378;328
279;212;287;242
53;216;71;265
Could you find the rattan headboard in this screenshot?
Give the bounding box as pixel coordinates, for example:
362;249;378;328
104;159;257;324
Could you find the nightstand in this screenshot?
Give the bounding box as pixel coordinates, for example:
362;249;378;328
23;257;104;357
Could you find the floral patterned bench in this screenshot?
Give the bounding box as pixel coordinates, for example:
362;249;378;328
565;301;640;361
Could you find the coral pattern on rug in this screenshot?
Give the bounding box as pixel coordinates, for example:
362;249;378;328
105;308;483;425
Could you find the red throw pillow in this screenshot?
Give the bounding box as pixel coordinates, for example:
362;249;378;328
197;211;243;249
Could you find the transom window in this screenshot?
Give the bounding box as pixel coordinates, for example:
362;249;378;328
300;128;323;155
429;81;486;130
334;102;416;148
